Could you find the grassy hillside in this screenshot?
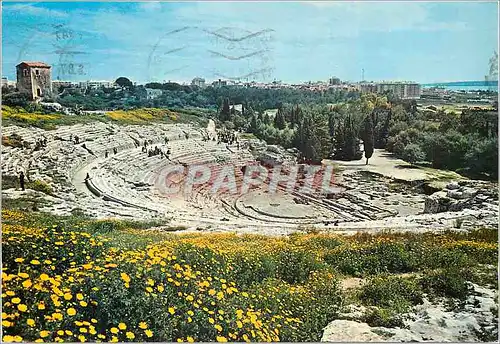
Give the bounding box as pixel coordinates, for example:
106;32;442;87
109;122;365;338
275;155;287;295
1;106;208;129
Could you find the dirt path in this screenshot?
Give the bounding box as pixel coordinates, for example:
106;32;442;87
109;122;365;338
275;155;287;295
329;149;462;182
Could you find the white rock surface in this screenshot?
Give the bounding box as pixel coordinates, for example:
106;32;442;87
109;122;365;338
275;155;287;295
321;320;385;342
322;284;498;342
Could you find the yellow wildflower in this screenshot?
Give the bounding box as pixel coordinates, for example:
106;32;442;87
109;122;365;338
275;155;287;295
120;273;130;283
3;335;15;343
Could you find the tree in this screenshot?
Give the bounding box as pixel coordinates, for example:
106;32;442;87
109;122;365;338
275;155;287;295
363;114;374;164
115;77;133;89
220;98;231;122
263;112;271;125
328;111;336;138
295;117;322;163
465;136;498;178
274;107;286;129
401;143;425;164
250;115;260;133
3;92;30;107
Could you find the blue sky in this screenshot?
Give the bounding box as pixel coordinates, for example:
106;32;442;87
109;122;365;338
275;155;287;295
2;1;498;84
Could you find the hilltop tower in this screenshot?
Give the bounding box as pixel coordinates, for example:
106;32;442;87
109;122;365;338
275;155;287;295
16;61;52;100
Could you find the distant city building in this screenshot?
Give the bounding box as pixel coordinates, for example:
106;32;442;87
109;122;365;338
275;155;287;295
16;61;52;100
1;77;15;88
52;80;75;89
191;77;206;88
329;77;341;85
145;88;163;99
360;81;421;99
212;79;228;87
78;80;116;89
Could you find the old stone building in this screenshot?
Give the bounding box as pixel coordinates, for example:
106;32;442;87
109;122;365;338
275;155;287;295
16;61;52;100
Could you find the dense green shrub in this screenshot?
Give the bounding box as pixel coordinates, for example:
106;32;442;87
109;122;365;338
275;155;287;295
362;307;405;328
420;268;472;300
27;179;53;195
359;276;423;312
275;249;325;284
324;242;418;276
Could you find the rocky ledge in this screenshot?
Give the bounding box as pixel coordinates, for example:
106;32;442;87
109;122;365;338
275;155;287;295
321;283;498;342
424;181;498;214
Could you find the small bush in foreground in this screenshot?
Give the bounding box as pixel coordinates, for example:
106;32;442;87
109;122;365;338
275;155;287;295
420;268;472;300
26;180;53;196
362;307;405;328
359;276;423;313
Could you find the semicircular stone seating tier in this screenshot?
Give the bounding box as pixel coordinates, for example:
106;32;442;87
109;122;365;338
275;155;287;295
3;122;399;225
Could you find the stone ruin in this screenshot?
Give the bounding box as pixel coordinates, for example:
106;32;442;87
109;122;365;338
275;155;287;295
424;180;498;214
1;121;498;234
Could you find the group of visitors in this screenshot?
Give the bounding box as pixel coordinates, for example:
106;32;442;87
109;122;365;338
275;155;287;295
70;134;80;144
104;147;118;158
217;130;238;145
142;145;171;159
34;137;48;151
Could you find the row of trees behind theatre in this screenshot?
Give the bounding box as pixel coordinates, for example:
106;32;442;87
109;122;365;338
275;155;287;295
219;93;388;164
217;93;498;179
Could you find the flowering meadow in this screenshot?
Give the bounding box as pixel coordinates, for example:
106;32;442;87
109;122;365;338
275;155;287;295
2;210;497;342
106;108;178;123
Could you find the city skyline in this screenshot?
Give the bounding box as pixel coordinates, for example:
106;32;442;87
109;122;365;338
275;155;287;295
2;1;498;84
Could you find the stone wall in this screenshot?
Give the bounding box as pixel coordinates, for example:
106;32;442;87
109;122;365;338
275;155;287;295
16;65;52;100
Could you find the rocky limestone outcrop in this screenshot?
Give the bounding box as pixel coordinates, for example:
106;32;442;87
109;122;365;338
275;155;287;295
322;320;385;342
424;180;496;214
321;283;498;342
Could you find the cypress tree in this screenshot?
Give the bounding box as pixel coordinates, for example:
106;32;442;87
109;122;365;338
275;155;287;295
363;114;374;165
344;114;357;160
274;107;286;130
263;113;271;125
220;98;231;122
250;115;259;133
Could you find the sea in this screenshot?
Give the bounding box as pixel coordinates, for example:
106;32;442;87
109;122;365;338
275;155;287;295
422;81;498;92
